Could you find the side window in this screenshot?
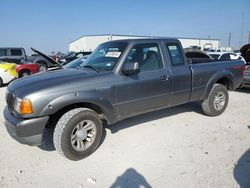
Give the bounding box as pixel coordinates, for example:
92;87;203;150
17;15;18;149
166;44;185;66
10;49;22;56
0;49;7;57
125;43;163;72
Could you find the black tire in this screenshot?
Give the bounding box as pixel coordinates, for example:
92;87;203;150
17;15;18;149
201;83;229;116
0;77;3;87
39;64;47;72
53;108;103;161
20;71;31;78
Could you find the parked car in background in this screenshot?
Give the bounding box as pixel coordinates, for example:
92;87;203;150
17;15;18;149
0;61;17;86
241;66;250;88
0;59;40;79
184;48;213;64
4;38;245;160
27;53;56;71
208;52;246;63
240;44;250;64
234;50;241;56
16;62;40;78
0;47;60;71
30;48;63;70
0;47;26;64
51;52;65;62
59;51;91;65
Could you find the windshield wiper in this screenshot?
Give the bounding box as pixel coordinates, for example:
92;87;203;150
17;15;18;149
83;65;100;72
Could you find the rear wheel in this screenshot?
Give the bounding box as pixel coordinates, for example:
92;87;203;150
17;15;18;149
39;64;47;72
201;84;229;116
53;108;103;161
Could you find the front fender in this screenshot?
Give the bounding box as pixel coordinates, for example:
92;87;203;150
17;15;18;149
201;70;234;100
40;91;117;124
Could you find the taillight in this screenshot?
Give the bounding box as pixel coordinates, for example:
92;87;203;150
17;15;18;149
242;65;246;76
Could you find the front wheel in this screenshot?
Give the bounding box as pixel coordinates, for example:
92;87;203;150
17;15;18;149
201;83;229;116
53;108;103;160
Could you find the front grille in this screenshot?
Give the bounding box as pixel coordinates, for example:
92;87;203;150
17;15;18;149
6;92;15;110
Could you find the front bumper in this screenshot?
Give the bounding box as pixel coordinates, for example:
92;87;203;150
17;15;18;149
4;107;49;146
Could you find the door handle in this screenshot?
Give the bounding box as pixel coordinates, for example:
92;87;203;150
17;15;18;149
160;75;169;81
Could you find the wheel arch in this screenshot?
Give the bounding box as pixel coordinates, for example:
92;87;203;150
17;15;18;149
18;69;31;77
40;93;117;126
201;71;234;100
36;60;48;69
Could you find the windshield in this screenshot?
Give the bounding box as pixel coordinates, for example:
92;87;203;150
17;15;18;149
64;56;89;69
78;42;127;71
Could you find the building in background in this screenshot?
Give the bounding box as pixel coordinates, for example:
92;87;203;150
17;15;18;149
69;34;220;52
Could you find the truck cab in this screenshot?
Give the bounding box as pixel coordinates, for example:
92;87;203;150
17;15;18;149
0;48;26;64
4;38;245;160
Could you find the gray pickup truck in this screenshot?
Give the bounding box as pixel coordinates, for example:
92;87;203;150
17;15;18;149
4;38;245;160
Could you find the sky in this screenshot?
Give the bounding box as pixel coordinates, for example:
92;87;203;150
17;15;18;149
1;0;250;54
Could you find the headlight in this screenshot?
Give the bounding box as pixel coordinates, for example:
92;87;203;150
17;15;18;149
14;97;33;114
14;97;22;113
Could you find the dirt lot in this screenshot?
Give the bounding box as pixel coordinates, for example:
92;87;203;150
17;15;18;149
0;86;249;188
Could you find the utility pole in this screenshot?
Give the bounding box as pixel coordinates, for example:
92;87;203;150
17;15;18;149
239;13;245;46
248;31;250;44
228;33;231;47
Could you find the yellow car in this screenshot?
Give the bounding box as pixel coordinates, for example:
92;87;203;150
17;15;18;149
0;61;17;86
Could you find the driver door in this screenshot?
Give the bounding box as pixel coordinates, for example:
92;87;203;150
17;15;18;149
114;42;172;118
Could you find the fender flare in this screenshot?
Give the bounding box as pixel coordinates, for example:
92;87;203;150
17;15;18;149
40;92;117;124
201;70;234;100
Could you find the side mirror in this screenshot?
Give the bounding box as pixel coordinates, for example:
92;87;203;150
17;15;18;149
122;62;140;75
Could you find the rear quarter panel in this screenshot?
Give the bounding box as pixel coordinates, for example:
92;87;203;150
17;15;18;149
190;60;244;101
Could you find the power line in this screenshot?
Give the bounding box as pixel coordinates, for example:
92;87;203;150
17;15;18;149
228;33;231;47
248;31;250;44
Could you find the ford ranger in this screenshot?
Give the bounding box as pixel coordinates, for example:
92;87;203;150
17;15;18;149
4;38;245;160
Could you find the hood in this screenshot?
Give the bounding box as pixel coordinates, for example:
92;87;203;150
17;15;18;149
8;68;103;97
31;48;63;68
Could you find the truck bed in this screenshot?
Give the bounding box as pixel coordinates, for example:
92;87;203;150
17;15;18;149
189;60;245;101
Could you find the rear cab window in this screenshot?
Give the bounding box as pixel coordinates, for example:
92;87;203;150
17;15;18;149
166;44;185;66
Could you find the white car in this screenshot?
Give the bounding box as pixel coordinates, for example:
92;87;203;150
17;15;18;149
0;62;17;86
208;52;246;64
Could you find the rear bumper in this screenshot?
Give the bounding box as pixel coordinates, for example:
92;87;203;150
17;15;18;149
4;107;49;146
242;77;250;88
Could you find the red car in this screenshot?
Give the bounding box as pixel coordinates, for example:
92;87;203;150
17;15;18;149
16;62;40;77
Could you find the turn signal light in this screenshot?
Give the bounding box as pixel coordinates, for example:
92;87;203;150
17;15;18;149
20;99;33;114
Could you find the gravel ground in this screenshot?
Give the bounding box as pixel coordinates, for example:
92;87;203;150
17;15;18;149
0;86;249;188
